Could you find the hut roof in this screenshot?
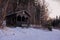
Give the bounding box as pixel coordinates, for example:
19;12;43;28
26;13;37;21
6;10;31;17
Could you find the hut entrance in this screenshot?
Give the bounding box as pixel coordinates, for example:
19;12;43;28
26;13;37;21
17;15;29;27
16;10;31;27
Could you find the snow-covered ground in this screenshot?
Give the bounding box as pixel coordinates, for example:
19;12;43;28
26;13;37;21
0;27;60;40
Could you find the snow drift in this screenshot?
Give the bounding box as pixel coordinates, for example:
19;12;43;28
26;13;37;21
0;27;60;40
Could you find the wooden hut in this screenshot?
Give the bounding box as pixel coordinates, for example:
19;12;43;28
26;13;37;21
6;10;31;27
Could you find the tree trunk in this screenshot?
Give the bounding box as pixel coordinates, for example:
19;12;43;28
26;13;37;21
0;0;9;28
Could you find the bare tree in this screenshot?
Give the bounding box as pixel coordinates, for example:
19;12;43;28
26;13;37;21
40;0;48;25
34;0;48;25
0;0;10;28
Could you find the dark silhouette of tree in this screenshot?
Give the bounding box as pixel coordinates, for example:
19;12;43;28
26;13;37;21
52;16;60;28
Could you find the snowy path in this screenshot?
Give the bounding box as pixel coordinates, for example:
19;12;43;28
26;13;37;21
0;27;60;40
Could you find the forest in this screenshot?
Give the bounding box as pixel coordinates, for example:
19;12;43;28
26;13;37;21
0;0;60;31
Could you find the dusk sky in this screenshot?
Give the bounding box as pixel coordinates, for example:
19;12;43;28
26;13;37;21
45;0;60;19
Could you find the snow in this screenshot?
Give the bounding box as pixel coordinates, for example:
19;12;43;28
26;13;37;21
0;27;60;40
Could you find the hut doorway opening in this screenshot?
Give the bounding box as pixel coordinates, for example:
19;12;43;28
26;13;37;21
17;15;29;27
16;10;31;27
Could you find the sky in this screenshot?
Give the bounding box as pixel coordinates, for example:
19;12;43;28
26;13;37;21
45;0;60;19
